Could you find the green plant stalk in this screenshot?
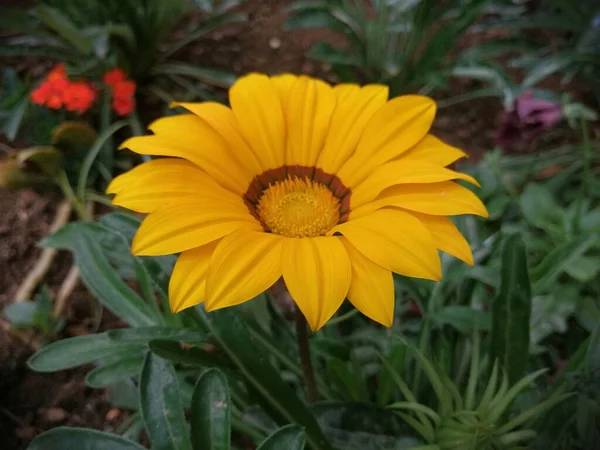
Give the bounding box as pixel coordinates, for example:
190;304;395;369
295;309;318;403
98;89;113;174
55;170;90;221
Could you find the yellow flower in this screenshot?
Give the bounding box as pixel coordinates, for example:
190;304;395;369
108;73;487;330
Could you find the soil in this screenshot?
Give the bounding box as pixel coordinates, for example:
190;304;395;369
0;0;595;449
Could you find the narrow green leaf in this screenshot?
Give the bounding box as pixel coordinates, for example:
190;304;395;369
35;5;93;54
523;52;573;87
140;353;192;450
257;424;306;450
85;355;144;388
28;333;142;372
72;233;156;326
148;340;239;379
194;307;333;450
76;120;127;199
377;344;406;407
151;63;236;88
531;235;597;293
490;235;532;386
191;368;231;450
29;427;145;450
107;327;204;343
387;402;440;426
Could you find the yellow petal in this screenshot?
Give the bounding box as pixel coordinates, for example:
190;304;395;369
409;211;474;266
108;158;236;213
132;200;260;256
340;237;394;327
400;134;467;167
337;95;436;186
205;229;283;310
271;73;298;100
351;181;489;219
282;237;351;331
331;208;441;281
229;73;286;169
317;84;388;173
170;101;264;176
351;160;480;208
169;241;219;313
119;132;248;195
284;76;336;166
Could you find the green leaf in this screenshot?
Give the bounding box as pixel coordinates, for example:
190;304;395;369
140;352;192;450
326;358;369;402
377;344;406;407
107;327;204;343
490;235;532;386
191;368;231;450
531;235;597;293
194;307;333;450
148;340;238;379
35;4;93;55
108;380;140;410
29;427;146;450
76;120;127;199
258;425;306;450
1;96;27;141
311;401;422;449
152;63;236;88
85;355;145;388
43;223;156;326
433;306;491;333
523;52;573;87
519;183;562;230
28;332;143;372
307;42;356;66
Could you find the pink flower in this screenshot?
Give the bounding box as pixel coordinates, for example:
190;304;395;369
496;91;563;150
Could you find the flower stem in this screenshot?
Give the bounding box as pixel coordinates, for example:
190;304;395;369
295;308;318;403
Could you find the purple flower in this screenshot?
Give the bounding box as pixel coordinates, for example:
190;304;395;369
496;91;563;150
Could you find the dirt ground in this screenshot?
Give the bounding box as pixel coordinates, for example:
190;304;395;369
0;0;585;448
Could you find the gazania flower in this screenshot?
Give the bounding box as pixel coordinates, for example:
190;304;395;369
108;73;487;330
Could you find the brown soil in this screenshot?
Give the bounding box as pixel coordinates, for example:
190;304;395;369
0;0;594;449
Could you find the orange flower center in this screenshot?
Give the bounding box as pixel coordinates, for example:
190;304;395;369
257;177;340;238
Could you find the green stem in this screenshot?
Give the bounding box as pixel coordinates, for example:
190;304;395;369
55;171;89;221
295;308;318;403
325;307;359;327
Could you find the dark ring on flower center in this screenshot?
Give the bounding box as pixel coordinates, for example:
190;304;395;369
244;165;351;225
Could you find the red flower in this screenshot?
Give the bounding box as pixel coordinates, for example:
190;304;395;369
111;80;136;116
30;77;69;110
64;82;96;114
103;68;127;88
47;63;67;82
112;95;136;116
30;81;52;105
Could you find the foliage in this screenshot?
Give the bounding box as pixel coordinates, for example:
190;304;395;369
468;0;600;104
0;0;245;104
286;0;488;96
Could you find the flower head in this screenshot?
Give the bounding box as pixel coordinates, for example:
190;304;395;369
109;73;487;330
47;63;67;82
103;68;127;88
106;74;136;116
496;91;562;150
63;81;96;114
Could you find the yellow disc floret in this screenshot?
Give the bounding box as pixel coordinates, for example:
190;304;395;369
257;177;340;238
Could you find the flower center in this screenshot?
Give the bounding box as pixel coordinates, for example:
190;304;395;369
257;177;340;238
